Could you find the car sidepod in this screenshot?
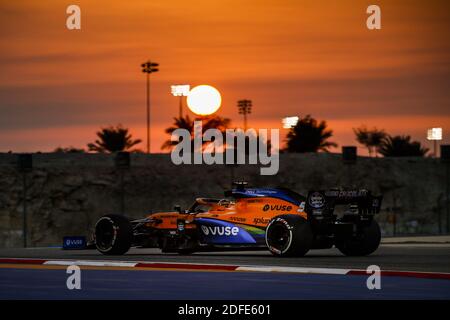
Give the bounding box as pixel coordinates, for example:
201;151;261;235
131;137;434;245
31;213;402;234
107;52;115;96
195;218;264;245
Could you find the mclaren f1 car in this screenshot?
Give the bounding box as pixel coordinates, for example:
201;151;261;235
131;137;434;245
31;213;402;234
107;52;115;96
94;183;382;257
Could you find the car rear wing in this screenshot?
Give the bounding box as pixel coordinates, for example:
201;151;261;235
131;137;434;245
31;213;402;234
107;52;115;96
305;189;382;217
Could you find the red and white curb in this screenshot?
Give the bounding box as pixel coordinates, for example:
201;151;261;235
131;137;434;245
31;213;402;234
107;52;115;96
1;257;450;280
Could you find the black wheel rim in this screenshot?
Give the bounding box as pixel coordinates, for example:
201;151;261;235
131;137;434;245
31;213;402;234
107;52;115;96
267;222;290;252
95;219;115;250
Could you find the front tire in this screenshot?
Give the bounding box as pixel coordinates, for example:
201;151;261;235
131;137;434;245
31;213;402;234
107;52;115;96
95;214;132;255
336;220;381;256
265;215;313;257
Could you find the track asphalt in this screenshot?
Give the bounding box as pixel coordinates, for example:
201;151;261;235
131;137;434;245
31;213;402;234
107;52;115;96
0;265;449;300
1;244;449;272
0;244;449;299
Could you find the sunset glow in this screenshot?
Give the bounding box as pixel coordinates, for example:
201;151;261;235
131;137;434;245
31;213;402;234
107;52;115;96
187;85;222;116
0;0;449;153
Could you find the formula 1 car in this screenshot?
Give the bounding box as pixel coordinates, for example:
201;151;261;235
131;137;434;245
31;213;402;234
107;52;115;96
94;183;382;257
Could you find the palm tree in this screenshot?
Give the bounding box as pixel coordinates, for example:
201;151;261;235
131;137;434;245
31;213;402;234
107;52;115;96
353;126;387;157
54;146;85;153
370;130;387;157
378;135;428;157
161;115;195;150
284;115;337;153
87;125;142;153
162;115;231;150
202;115;231;133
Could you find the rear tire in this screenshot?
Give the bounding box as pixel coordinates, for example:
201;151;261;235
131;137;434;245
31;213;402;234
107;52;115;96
95;214;132;255
336;220;381;256
265;215;313;257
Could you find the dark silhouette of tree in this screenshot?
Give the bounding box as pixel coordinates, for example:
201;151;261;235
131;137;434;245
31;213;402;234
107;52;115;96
353;126;387;157
162;115;231;150
161;115;195;150
54;146;85;153
202;115;231;133
284;115;337;153
378;135;428;157
225;132;272;158
87;125;142;153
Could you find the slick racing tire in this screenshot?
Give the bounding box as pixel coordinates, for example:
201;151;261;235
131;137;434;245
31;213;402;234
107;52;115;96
336;220;381;256
95;214;132;255
265;215;313;257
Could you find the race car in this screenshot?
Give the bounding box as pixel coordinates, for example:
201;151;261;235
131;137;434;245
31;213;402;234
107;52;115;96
94;183;382;257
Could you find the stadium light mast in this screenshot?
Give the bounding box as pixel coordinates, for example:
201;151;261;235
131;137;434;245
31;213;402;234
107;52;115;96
171;84;190;118
238;99;252;131
282;116;299;129
141;60;159;154
427;127;443;158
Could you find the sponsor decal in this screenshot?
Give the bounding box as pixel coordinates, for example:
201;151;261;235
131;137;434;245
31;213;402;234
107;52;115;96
309;192;325;208
201;225;239;236
276;217;293;230
66;239;83;246
63;236;86;250
262;204;292;212
230;217;246;223
201;225;209;235
298;201;306;213
253;217;270;225
325;190;368;198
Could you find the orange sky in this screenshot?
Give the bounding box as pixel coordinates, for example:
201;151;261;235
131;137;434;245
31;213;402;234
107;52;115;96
0;0;449;154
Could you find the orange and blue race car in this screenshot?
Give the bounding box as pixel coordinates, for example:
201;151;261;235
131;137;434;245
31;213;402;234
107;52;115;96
94;183;383;257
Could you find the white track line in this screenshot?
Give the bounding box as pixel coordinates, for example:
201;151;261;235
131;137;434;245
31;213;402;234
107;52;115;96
44;259;351;274
43;260;137;268
236;266;350;274
2;258;450;279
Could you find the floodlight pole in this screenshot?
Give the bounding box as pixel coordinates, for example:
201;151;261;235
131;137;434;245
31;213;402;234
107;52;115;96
18;154;32;248
427;128;442;158
179;95;183;118
238;99;252;131
146;71;150;153
171;85;190;119
141;60;159;154
23;172;27;248
446;161;449;233
244;112;248;131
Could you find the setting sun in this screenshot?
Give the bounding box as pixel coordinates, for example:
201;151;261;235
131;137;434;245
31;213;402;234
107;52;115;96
186;85;222;116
